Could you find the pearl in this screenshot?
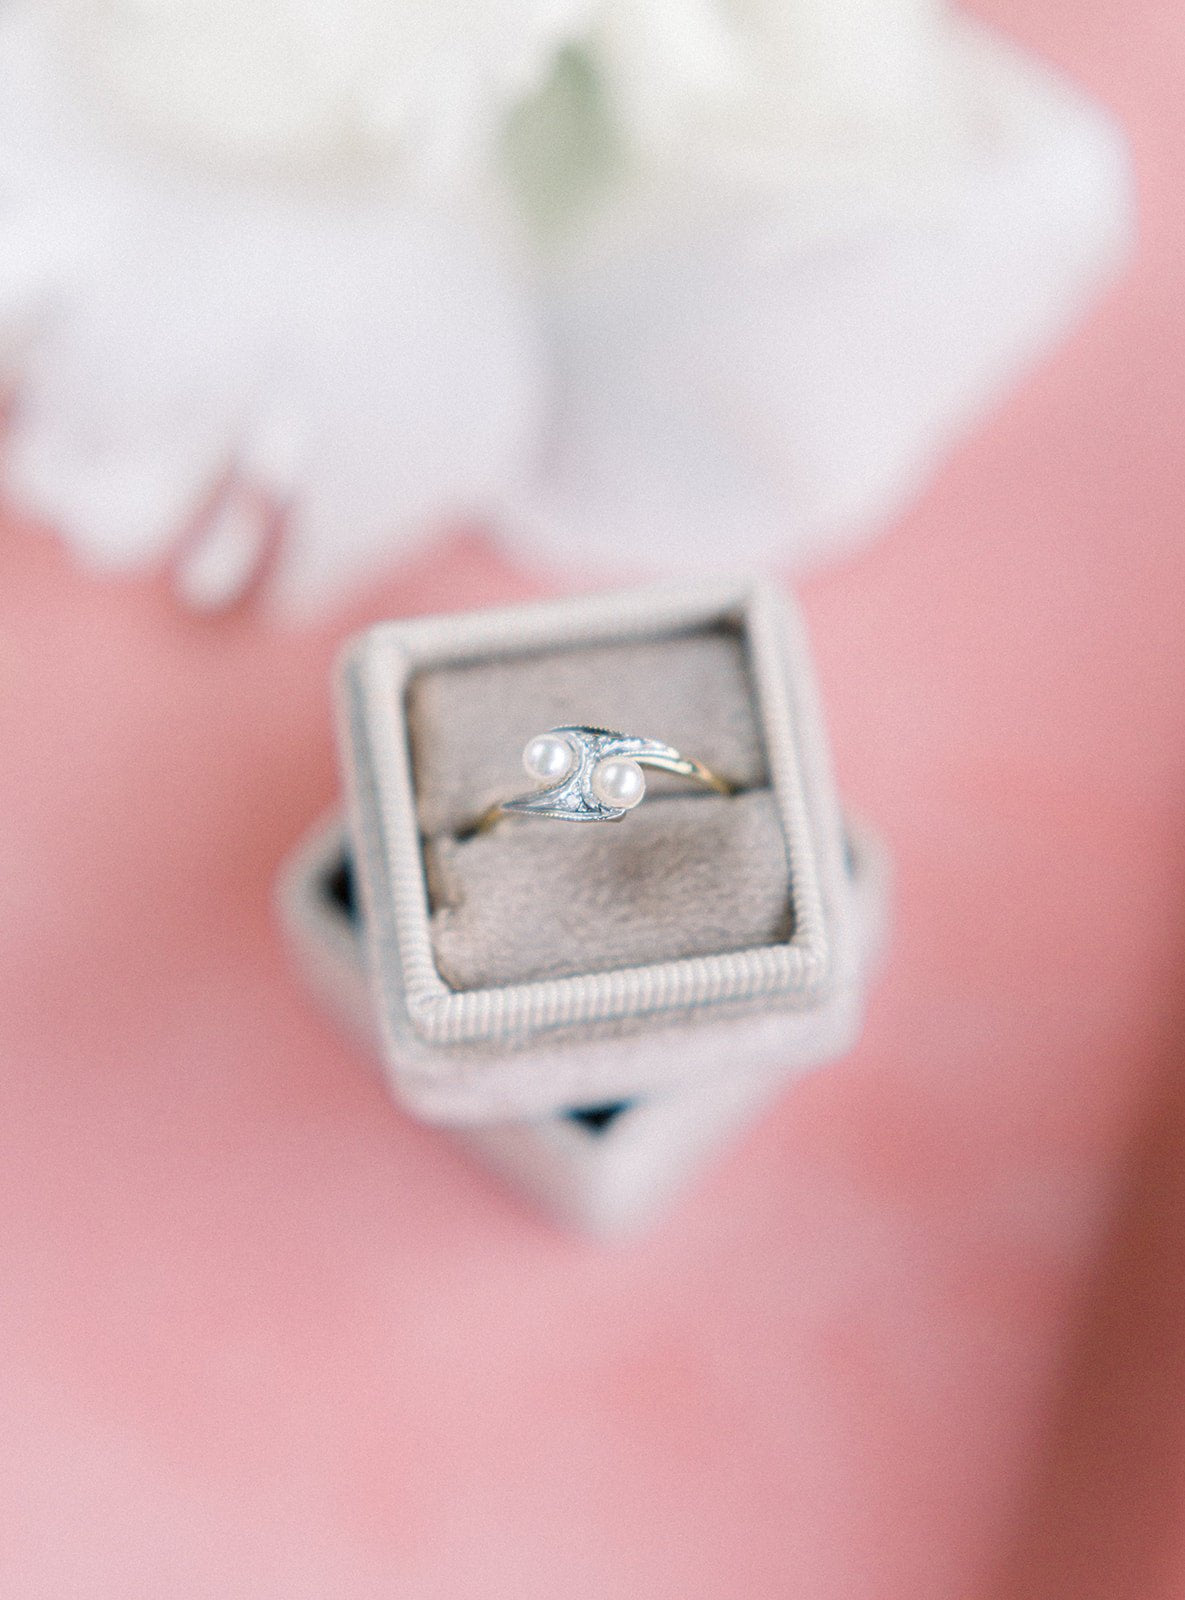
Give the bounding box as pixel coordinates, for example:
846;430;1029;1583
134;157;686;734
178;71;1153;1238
591;755;645;810
523;732;575;785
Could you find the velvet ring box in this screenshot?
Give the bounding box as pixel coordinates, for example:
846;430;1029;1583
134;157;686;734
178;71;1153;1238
337;579;877;1123
276;810;889;1234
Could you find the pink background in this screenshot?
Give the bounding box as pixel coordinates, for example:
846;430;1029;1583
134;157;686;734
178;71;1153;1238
3;1;1185;1594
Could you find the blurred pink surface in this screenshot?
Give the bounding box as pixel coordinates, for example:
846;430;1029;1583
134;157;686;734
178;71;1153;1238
3;2;1185;1595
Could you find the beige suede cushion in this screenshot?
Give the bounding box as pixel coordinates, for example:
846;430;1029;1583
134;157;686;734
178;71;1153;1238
406;627;792;989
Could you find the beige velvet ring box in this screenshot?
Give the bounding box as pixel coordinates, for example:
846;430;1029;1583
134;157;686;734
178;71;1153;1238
335;578;885;1125
276;810;889;1234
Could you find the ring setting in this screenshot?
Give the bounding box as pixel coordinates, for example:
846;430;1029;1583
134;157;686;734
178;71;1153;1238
470;725;733;833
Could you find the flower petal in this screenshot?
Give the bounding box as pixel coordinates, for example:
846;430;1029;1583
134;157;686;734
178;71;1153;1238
256;210;541;613
507;23;1132;577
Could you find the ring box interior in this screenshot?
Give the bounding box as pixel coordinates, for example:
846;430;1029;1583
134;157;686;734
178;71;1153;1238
338;579;871;1121
411;630;789;987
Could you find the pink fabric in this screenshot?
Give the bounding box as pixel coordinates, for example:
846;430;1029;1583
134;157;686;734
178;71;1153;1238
3;1;1185;1594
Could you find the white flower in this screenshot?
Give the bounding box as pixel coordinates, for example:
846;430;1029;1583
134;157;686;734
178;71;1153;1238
0;0;1131;612
0;0;544;608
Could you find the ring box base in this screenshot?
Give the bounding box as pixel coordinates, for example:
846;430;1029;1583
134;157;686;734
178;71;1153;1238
277;811;889;1234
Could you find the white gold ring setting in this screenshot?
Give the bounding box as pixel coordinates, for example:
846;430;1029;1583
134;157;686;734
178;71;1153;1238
470;725;733;834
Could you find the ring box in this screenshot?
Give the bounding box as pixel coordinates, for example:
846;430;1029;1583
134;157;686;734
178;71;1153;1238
337;579;875;1122
277;811;889;1233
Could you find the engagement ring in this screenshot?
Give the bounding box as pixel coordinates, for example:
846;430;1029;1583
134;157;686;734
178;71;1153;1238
466;725;734;835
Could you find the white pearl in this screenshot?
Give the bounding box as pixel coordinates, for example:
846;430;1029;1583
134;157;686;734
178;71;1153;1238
523;732;575;785
591;755;645;810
